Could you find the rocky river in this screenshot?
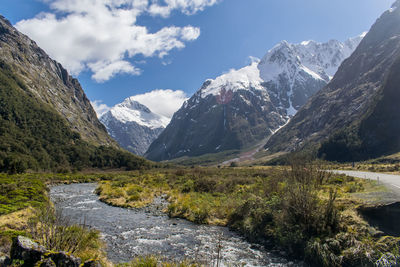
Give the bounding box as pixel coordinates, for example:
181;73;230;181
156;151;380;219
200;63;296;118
50;183;300;266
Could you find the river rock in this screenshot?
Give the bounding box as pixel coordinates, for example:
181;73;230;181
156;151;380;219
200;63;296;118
10;236;47;265
0;255;11;266
47;251;81;267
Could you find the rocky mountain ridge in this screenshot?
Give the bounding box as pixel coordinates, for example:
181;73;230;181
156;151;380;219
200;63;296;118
145;35;363;161
265;1;400;161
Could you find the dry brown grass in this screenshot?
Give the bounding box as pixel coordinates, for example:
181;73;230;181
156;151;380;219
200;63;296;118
0;208;33;232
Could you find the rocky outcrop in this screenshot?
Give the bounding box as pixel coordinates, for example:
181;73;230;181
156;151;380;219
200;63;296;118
10;236;47;266
0;255;11;266
5;236;98;267
47;252;81;267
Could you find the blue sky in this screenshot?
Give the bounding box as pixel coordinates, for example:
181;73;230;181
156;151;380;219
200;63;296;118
0;0;393;116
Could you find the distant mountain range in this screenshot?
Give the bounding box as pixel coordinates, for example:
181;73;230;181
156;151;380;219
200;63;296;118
2;0;397;169
145;35;363;161
100;98;169;155
265;1;400;162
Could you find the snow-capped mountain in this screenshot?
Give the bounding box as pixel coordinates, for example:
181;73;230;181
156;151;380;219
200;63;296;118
201;34;364;116
100;97;169;155
266;1;400;160
146;35;364;161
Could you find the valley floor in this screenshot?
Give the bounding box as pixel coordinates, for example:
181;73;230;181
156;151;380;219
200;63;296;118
1;165;400;266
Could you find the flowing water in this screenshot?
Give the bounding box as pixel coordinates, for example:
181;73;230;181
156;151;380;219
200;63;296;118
50;183;300;266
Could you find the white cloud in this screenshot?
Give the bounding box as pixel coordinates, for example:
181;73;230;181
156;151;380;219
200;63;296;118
15;0;218;82
131;89;188;118
89;60;141;82
149;0;220;17
181;26;201;41
91;100;111;117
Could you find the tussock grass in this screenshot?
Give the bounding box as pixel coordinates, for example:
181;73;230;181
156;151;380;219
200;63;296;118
27;204;106;263
96;164;398;266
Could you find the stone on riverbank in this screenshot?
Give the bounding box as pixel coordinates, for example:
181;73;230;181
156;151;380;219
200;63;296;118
6;236;98;267
0;255;11;266
10;236;47;265
47;251;81;267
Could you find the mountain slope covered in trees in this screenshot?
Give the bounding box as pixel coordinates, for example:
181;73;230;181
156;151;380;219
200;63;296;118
0;16;150;172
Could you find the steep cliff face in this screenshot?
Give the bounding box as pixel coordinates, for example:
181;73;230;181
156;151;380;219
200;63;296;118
146;36;362;161
318;54;400;162
0;16;115;146
265;2;400;160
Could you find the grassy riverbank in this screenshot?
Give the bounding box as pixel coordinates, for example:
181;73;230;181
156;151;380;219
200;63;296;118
96;164;400;266
1;165;399;266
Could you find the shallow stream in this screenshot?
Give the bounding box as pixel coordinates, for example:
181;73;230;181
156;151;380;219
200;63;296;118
50;183;299;266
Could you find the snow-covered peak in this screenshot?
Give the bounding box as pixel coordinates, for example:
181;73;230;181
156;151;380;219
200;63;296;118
200;62;264;97
258;40;306;82
201;34;364;99
118;97;152;113
260;33;365;81
198;34;364;116
101;97;170;129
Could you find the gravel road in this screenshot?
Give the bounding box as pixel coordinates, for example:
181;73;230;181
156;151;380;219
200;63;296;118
333;170;400;202
333;170;400;188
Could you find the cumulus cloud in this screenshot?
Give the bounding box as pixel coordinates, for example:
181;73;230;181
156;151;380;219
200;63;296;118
131;89;188;118
89;60;141;82
91;100;111;117
149;0;220;17
15;0;218;82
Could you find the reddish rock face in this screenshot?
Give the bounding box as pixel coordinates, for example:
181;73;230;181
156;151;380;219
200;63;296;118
216;88;233;105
